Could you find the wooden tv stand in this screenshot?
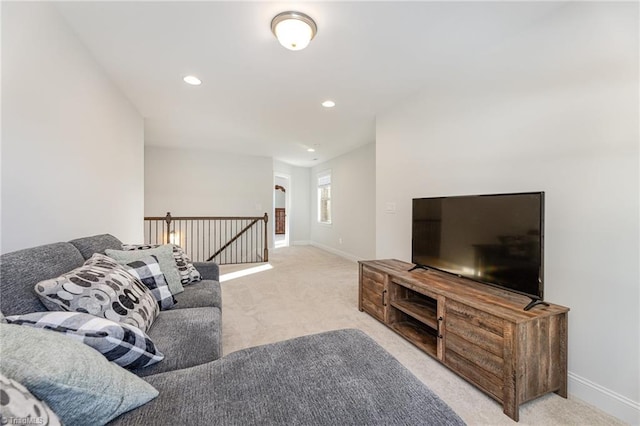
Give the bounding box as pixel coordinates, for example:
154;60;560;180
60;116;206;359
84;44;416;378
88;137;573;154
358;259;569;422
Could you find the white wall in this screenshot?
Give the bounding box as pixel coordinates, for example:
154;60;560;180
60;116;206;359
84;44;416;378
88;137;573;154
1;2;144;253
273;160;310;245
310;143;376;261
145;146;273;243
376;3;638;423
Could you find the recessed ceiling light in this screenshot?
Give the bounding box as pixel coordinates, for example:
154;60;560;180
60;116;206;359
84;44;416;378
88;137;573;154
183;75;202;85
307;148;315;152
322;100;335;108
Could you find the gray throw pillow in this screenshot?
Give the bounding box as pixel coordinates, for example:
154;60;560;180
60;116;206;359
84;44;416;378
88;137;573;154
0;323;158;425
106;245;184;294
4;311;164;369
0;373;62;426
34;253;159;333
122;243;202;285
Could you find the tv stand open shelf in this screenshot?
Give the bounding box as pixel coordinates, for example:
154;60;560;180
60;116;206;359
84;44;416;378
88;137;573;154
358;259;570;422
391;297;437;328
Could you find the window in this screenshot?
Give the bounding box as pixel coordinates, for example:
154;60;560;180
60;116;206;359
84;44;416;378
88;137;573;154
317;170;332;224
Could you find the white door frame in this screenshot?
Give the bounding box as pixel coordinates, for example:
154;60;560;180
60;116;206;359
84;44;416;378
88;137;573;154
274;172;291;248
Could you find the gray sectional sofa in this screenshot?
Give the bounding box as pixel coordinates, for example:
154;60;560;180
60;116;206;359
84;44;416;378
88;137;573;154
0;234;223;378
0;234;465;425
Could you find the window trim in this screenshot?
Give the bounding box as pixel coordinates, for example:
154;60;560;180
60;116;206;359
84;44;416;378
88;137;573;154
317;170;332;225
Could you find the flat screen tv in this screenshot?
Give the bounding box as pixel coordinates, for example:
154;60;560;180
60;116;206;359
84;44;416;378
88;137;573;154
411;192;546;310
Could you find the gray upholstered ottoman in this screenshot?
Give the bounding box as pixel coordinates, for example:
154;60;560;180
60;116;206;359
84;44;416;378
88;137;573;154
111;329;465;425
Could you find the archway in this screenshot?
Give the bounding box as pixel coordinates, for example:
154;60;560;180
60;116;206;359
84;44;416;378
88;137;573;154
274;174;290;248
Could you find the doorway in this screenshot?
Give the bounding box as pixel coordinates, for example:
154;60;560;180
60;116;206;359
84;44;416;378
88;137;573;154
274;173;291;248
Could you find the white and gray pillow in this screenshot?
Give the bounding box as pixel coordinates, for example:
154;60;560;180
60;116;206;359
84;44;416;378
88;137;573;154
122;243;202;285
124;255;176;310
0;323;158;425
0;373;62;426
4;311;164;369
107;245;184;294
34;253;159;333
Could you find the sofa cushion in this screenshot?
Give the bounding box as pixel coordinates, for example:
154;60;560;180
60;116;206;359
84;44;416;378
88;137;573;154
106;245;184;295
0;373;62;426
192;261;219;281
69;234;123;260
124;255;176;310
110;329;465;426
0;323;158;425
172;279;221;309
134;307;221;377
34;254;159;333
122;244;202;285
0;242;85;316
4;311;164;370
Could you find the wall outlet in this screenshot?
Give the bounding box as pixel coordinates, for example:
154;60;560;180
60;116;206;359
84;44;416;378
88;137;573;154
338;237;343;245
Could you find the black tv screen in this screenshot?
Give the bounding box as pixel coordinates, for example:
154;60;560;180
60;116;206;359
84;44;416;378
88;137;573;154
412;192;544;300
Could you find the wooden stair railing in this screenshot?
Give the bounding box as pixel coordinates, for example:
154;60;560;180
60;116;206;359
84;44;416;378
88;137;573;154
143;212;268;265
207;217;263;262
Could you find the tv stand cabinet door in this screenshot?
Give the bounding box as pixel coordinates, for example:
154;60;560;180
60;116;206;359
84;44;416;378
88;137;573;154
359;264;388;323
442;300;506;405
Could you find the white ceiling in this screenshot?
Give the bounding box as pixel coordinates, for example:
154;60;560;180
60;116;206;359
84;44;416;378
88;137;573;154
55;1;571;167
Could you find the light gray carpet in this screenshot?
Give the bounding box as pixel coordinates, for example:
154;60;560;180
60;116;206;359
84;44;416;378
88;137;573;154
220;245;624;426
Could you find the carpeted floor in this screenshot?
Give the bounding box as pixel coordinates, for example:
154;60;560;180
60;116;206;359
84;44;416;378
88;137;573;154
220;245;624;426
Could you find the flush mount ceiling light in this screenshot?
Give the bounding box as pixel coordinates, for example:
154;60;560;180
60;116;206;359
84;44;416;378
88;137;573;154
322;100;335;108
183;75;201;85
271;11;317;51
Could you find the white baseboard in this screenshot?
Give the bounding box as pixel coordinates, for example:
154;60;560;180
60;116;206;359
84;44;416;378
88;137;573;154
309;241;361;263
568;372;639;425
292;240;310;246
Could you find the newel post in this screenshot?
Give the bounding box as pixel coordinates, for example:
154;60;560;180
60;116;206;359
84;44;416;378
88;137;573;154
263;212;269;262
165;212;172;244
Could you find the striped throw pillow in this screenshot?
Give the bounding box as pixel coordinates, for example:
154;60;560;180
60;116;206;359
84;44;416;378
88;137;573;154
4;312;164;369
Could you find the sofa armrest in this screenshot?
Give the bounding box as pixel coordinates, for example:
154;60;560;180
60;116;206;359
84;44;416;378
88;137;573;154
192;261;219;281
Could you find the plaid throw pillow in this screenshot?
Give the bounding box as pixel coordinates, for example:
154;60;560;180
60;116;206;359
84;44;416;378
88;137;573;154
4;312;164;370
125;255;176;310
122;244;202;285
